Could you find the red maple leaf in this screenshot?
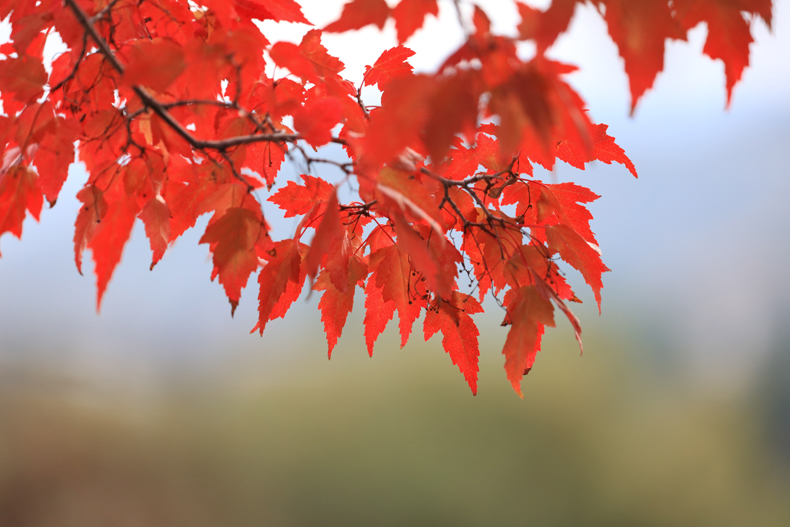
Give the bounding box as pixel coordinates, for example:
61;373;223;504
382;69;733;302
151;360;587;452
424;292;484;394
324;0;390;32
391;0;438;43
362;45;416;90
502;285;555;397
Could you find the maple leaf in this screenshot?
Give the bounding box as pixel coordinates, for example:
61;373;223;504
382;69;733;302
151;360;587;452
424;292;484;394
517;0;580;52
363;273;397;356
0;55;47;104
535;182;601;245
502;285;555;397
293;97;343;148
545;224;609;311
601;0;686;113
556;123;638;177
199;207;268;315
315;255;368;357
391;0;438;44
304;189;343;280
0;165;43;256
324;0;390;32
139;197;172;270
232;0;311;24
256;239;303;334
269;174;334;218
74;175;140;311
674;0;772;105
362;46;416;90
370;244;423;348
121;38;186;93
33;116;79;207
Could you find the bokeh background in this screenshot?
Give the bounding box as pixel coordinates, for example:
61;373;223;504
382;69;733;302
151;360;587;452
1;1;789;525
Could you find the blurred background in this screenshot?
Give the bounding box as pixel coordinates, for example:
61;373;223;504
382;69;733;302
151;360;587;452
1;1;789;525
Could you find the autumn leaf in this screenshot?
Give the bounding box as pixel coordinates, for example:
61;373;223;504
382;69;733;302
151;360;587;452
674;0;772;105
232;0;311;24
546;224;609;310
502;285;555;397
139;197;172;270
363;45;416;90
324;0;390;32
0;55;47;104
315;255;368;357
121;38;187;93
293;97;343;148
424;292;484;394
363;274;396;356
304;189;343;280
256;239;302;334
75;176;140;312
199;207;267;314
269;174;334;218
0;165;43;256
391;0;438;44
601;0;686;113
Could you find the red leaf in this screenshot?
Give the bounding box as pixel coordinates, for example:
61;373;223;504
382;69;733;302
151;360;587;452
0;165;43;256
363;45;416;90
305;189;343;280
502;285;555;397
674;0;771;106
268;174;334;218
601;0;686;113
0;55;47;103
325;0;390;32
121;38;186;92
199;207;267;314
556;123;638;178
391;0;438;44
363;275;396;356
293;97;343;148
545;224;609;311
233;0;311;24
315;255;368;357
424;292;483;394
33;115;79;206
76;176;140;311
139;197;171;270
372;244;424;347
536;182;601;245
517;0;580;52
256;239;302;334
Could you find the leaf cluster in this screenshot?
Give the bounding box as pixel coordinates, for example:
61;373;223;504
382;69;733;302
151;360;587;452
0;0;771;394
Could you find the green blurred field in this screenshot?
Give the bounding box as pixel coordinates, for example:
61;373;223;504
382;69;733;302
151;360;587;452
1;325;788;527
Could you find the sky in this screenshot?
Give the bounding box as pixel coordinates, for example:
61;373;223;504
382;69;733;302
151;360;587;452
0;0;788;392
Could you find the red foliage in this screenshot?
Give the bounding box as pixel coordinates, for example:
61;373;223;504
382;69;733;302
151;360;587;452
0;0;772;394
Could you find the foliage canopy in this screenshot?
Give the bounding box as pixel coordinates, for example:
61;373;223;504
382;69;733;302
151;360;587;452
0;0;772;394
